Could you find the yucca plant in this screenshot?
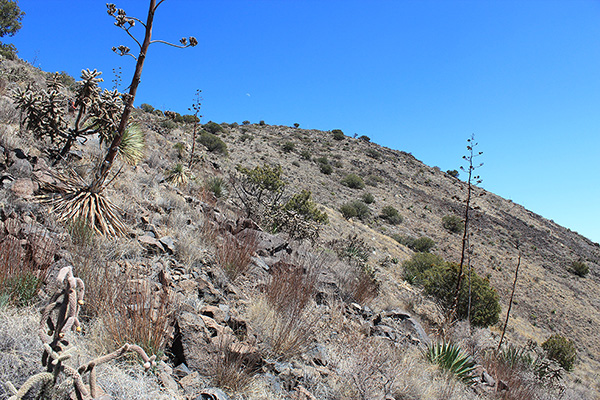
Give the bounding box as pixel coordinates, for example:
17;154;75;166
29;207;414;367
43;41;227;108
205;176;226;198
425;342;477;384
166;163;191;187
118;124;145;165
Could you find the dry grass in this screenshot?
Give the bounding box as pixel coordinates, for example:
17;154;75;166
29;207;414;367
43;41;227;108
102;273;174;358
216;231;257;281
211;337;255;394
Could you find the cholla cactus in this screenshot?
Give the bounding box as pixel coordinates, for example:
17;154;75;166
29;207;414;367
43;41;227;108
4;266;157;400
13;70;124;164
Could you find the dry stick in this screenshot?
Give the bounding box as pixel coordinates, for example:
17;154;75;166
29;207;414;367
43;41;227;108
498;249;522;352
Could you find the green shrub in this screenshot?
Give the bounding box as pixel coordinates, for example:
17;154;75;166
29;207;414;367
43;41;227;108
568;260;589;277
300;150;312;160
341;173;365;189
160;119;177;131
358;135;370;142
240;133;252;142
340;200;370;221
361;192;375;204
422;263;500;327
282;190;328;224
447;169;459;178
203;121;225;134
402;253;501;327
380;205;402;225
259;120;266;126
425;342;476;383
542;335;576;371
293;123;300;128
332;129;344;140
242;120;250;125
205;176;226;198
198;132;228;155
319;163;333;175
0;43;17;60
282;141;295;153
140;103;155;113
442;214;463;234
397;236;436;253
402;252;445;285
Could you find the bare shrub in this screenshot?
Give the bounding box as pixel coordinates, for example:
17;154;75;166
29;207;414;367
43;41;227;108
265;261;317;317
216;232;257;281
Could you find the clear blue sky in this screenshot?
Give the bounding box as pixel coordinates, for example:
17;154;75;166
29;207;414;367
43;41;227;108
7;0;600;243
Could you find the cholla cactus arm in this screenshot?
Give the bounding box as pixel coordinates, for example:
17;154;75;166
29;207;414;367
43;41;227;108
78;343;157;398
6;372;53;400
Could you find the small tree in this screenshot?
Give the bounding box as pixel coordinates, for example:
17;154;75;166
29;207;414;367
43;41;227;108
542;335;577;371
0;0;24;59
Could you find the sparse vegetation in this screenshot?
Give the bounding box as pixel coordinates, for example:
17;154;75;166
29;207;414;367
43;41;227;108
282;141;295;153
447;169;459;178
394;235;435;252
361;192;375;204
205;176;226;198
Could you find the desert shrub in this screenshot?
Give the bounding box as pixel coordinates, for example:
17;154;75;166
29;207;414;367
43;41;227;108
340;200;370;221
361;192;375;204
282;141;295;153
341;173;365;189
182;114;199;123
442;214;463;233
203;121;225;134
365;174;384;187
140;103;154;113
205;176;226;198
366;148;381;159
402;252;445;285
332;129;344;140
568;260;589;277
281;190;328;224
259;120;266;125
319;163;333;175
542;335;576;371
300;150;312;160
403;253;500;327
447;169;459;178
425;342;476;383
293;123;300;128
422;263;500;327
153;109;164;116
242;120;250;125
198;131;228;155
380;205;402;225
358;135;370;142
212;338;254;393
397;236;435;252
166;163;191;186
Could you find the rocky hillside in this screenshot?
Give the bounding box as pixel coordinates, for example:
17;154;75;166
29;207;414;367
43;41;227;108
0;58;598;399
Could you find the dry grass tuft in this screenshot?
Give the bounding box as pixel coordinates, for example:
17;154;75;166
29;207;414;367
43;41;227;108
216;231;257;281
211;337;255;393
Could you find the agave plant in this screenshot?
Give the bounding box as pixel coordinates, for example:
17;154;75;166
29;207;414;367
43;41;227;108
166;163;191;187
425;342;477;384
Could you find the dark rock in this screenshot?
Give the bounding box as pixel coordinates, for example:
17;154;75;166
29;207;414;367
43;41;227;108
195;388;230;400
159;236;175;254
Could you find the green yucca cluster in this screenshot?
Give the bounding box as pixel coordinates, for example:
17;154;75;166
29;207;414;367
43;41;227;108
425;342;477;384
